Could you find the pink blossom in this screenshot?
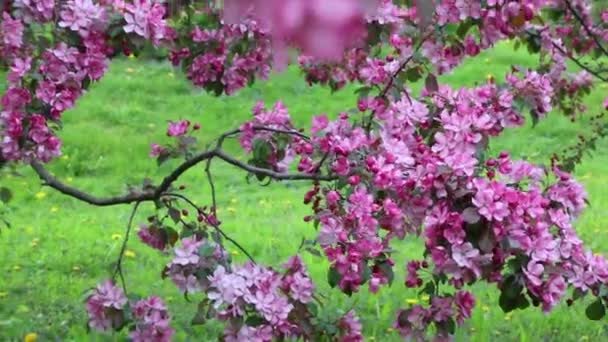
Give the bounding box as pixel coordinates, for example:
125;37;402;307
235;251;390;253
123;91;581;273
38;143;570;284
59;0;108;37
167;120;190;137
1;13;24;48
85;280;127;332
137;225;167;251
123;0;171;45
130;296;174;342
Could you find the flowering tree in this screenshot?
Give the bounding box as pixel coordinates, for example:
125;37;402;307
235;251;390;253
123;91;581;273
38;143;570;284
2;0;608;340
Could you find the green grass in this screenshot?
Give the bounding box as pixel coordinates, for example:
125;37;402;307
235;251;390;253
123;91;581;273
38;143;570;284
1;42;608;341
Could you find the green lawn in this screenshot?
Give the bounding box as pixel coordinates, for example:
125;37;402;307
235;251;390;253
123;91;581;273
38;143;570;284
1;42;608;341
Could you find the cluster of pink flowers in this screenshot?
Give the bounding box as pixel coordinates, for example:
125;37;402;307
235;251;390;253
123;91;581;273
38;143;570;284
123;0;174;46
85;281;174;341
13;0;55;23
5;0;608;340
393;291;475;340
207;256;315;340
130;296;174;342
85;280;128;332
163;236;228;294
239;101;300;172
223;0;375;64
59;0;109;37
172;20;272;95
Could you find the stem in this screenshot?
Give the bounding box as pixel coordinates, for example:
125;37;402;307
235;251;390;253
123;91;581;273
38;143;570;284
113;201;141;294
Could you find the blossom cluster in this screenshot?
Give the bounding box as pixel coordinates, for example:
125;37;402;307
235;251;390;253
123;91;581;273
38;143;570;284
85;280;174;341
168;18;273;95
4;0;608;340
209;256;315;340
0;0;173;162
393;291;475;340
163;236;228;294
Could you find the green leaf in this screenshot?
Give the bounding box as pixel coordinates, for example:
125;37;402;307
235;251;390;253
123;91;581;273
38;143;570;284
198;242;215;257
586;299;606;321
405;67;423;82
378;262;395;286
191;300;208;326
425;74;439;93
419;282;435;297
168;207;181;223
253;139;272;163
456;19;474;39
327;266;341;288
0;187;12;203
304;246;322;258
245;315;266;327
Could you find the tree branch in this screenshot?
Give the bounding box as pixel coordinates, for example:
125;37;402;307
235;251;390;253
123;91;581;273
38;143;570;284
524;30;608;82
31;145;335;207
164;192;257;264
564;0;608;57
213;149;338;181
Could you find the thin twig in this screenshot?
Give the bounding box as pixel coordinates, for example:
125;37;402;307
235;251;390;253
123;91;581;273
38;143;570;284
165;192;256;264
365;33;432;132
113;201;141;294
205;158;218;218
525;30;608;82
564;0;608;57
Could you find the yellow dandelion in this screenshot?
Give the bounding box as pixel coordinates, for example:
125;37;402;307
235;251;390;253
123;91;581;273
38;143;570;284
231;250;240;256
13;265;21;271
406;298;419;305
61;155;69;161
66;177;73;183
486;74;494;81
421;294;430;302
126;67;135;73
111;234;123;241
72;266;81;272
35;191;47;200
0;291;8;298
124;250;136;258
50;206;59;213
24;333;38;342
227;207;237;214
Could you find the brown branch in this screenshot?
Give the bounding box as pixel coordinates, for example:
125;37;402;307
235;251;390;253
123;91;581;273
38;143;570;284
31;146;335;207
30;161;156;206
213;149;338;181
